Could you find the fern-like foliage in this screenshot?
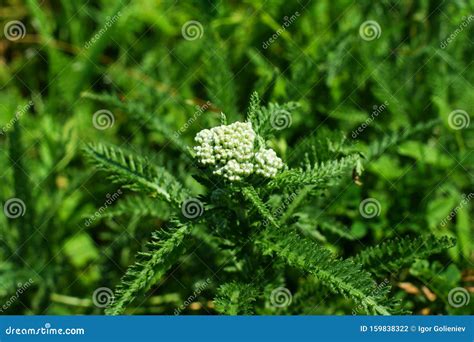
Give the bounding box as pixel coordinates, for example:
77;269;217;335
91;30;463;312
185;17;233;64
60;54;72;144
257;228;396;315
102;195;172;220
106;220;194;315
352;235;456;276
269;154;360;190
287;128;348;167
243;186;396;315
80;92;455;316
246;91;300;140
214;282;259;315
81;91;126;109
241;186;279;228
83;143;189;205
294;213;355;241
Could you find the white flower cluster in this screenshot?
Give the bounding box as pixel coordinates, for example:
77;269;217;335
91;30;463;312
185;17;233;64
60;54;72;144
194;121;283;181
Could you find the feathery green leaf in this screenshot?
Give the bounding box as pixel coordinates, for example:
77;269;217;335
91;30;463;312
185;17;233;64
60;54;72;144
353;234;456;276
106;220;193;315
83;143;189;205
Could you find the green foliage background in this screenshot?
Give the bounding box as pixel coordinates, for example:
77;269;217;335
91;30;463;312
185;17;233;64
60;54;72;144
0;0;472;315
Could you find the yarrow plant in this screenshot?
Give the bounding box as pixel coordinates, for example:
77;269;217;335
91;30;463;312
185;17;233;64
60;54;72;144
82;92;455;316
